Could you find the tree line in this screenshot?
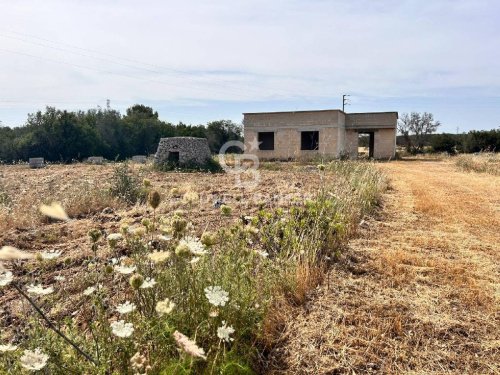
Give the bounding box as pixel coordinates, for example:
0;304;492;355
0;105;242;163
397;130;500;154
397;112;499;154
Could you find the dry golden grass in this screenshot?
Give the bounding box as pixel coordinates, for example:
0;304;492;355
0;162;324;315
267;159;499;374
456;152;500;175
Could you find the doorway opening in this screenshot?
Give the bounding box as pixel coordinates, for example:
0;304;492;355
358;132;374;158
167;151;180;164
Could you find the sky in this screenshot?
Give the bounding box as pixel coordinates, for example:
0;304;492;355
0;0;499;133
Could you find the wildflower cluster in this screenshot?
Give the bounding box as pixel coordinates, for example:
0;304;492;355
0;162;385;373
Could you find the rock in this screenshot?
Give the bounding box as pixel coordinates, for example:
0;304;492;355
29;157;44;169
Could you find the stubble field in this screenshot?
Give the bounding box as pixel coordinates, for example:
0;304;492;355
0;158;498;374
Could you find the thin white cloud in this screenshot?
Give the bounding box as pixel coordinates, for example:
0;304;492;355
0;0;499;126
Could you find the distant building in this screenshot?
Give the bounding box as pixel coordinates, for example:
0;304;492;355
243;109;398;159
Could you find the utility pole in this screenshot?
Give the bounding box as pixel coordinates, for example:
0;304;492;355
342;94;350;112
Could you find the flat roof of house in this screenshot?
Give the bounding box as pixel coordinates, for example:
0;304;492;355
243;109;398;116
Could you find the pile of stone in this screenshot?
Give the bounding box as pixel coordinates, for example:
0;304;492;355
87;156;104;164
29;158;44;169
132;155;147;164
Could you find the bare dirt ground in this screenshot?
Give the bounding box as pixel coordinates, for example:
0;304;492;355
268;159;499;374
0;163;321;320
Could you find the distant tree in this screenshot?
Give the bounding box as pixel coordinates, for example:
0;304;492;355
0;105;244;162
398;112;441;153
431;133;457;154
206;120;243;153
126;104;158;119
462;129;500;153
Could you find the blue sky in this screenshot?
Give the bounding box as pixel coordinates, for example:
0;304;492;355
0;0;499;133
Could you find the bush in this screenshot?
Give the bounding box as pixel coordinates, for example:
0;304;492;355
455;153;500;175
109;163;147;204
155;157;223;173
0;182;10;207
431;133;457;154
462;129;500;153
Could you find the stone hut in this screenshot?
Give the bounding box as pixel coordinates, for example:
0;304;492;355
154;137;212;166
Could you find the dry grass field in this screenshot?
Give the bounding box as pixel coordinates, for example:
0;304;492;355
0;160;386;373
0;158;498;373
268;159;499;374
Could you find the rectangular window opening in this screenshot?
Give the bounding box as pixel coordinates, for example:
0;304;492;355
301;131;319;150
258;132;275;150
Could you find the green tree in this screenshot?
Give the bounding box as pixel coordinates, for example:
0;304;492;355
206;120;243;153
398;112;441;153
431;133;457;154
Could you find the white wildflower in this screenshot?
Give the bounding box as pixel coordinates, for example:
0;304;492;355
83;286;96;296
254;250;269;258
116;301;136;315
114;264;136;274
204;286;229;307
40;250;62;260
27;284;54;296
140;277;157;289
54;275;66;281
156;298;175;316
20;348;49;371
0;271;13;287
39;202;69;221
217;321;235;343
107;233;123;242
179;236;207;256
157;234;172;242
0;343;17;352
110;320;134;338
173;330;207;360
147;251;171;264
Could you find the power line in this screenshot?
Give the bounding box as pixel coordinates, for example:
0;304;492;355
0;47;268;100
0;29;302;99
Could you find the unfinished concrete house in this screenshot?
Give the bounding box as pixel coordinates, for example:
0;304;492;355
243;109;398;159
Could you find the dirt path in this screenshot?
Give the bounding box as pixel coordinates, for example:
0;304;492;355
267;160;499;374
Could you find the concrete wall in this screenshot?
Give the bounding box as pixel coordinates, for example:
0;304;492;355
373;128;396;159
243;110;397;160
244;110;341;159
346;112;398;129
345;130;359;159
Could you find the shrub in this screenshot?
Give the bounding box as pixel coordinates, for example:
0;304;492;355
109;163;147;204
431;133;457;154
155;157;223;173
455;153;500;175
0;182;10;207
